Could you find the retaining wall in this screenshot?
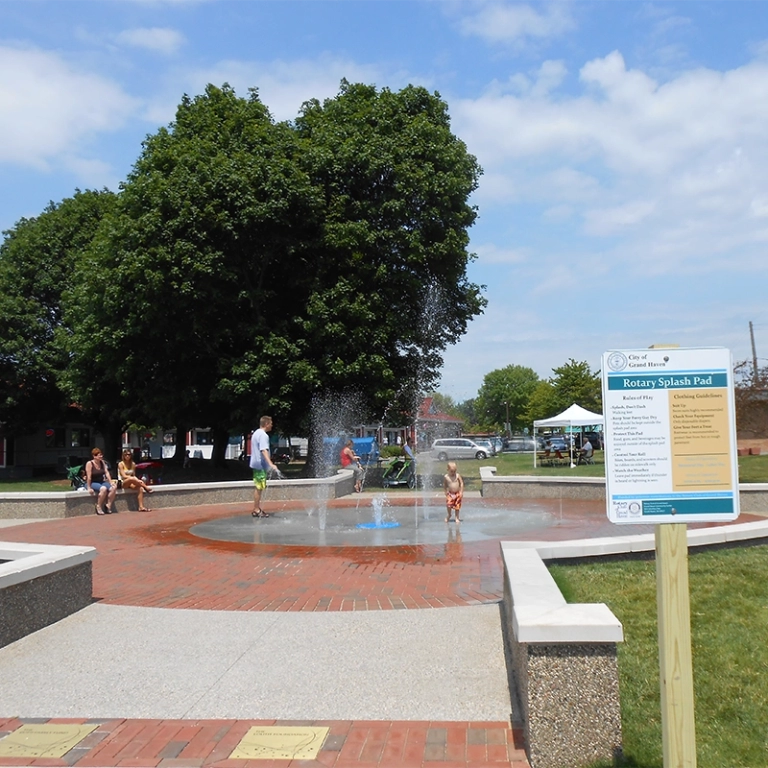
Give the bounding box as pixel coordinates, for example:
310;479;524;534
480;468;768;512
0;470;355;519
0;542;96;648
500;545;623;768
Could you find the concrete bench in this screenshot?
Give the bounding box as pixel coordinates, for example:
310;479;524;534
500;544;623;768
0;542;96;648
0;470;356;519
480;467;768;513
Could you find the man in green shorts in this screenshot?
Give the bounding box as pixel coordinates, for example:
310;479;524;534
249;415;278;517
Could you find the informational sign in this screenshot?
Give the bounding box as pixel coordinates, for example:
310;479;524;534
602;346;739;524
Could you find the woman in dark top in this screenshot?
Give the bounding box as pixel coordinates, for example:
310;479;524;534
86;447;117;515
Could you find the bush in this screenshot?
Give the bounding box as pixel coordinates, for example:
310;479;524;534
380;445;406;459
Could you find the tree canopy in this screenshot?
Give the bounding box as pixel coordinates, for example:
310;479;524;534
524;359;602;423
2;82;484;465
475;365;539;432
0;189;116;435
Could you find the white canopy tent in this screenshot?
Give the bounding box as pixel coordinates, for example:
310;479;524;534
533;403;604;468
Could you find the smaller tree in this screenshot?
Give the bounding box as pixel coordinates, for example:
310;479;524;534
549;359;602;414
524;380;558;424
523;359;602;425
475;365;539;433
0;189;116;437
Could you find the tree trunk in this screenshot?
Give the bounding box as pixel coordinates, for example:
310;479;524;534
99;420;123;473
211;426;230;467
173;423;188;465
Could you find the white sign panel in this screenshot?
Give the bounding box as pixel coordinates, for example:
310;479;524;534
601;347;739;524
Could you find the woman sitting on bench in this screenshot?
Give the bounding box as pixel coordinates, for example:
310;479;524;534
118;449;153;511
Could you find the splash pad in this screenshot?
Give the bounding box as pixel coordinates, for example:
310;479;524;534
190;496;560;547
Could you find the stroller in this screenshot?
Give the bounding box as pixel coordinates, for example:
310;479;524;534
66;463;86;490
381;457;416;489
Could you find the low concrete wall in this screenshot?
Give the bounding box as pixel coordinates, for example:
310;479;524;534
481;468;768;512
0;542;97;648
0;470;356;519
501;546;623;768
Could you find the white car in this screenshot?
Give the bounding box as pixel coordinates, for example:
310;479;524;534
431;438;490;461
473;439;497;457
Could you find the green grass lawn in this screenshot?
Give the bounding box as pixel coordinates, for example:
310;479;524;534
549;546;768;768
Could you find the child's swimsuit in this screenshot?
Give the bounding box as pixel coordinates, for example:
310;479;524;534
446;490;462;510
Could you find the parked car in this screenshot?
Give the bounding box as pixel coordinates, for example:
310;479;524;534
473;439;497;457
544;436;569;452
430;438;489;461
503;436;539;453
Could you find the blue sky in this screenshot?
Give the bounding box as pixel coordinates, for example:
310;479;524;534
2;1;768;402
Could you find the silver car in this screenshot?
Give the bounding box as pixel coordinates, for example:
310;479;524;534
431;438;489;461
473;439;497;457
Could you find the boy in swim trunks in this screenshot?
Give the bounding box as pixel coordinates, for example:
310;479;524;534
250;415;278;517
443;461;464;523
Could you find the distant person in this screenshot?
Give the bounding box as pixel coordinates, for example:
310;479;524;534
86;447;117;515
578;437;594;464
118;449;153;512
443;461;464;523
403;438;415;462
183;450;191;469
250;416;278;518
340;439;363;493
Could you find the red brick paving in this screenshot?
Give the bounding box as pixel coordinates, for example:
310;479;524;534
0;717;532;767
0;499;531;611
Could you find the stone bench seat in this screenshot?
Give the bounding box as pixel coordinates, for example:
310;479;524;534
0;470;356;519
500;544;623;768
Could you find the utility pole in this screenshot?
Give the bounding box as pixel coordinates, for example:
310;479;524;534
750;321;758;385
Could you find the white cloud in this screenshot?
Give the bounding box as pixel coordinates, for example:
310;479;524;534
459;1;575;45
474;243;530;264
452;51;768;273
0;45;139;170
115;27;185;55
583;200;656;236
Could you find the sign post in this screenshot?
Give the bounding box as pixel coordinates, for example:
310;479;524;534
601;346;739;768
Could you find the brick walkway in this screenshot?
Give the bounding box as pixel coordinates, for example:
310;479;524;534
0;717;529;767
0;499;543;766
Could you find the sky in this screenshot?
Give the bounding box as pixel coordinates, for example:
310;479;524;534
2;0;768;402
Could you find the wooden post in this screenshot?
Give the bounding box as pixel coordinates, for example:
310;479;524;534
655;522;697;767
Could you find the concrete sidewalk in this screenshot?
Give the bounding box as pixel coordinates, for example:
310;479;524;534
0;602;514;723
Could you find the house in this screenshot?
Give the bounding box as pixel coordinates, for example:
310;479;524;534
0;420;100;479
415;397;463;450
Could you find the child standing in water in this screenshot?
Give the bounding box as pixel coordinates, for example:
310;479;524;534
443;462;464;523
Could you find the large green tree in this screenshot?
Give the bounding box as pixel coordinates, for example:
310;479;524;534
63;82;484;465
65;85;315;463
292;81;485;422
0;190;116;436
475;365;539;433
